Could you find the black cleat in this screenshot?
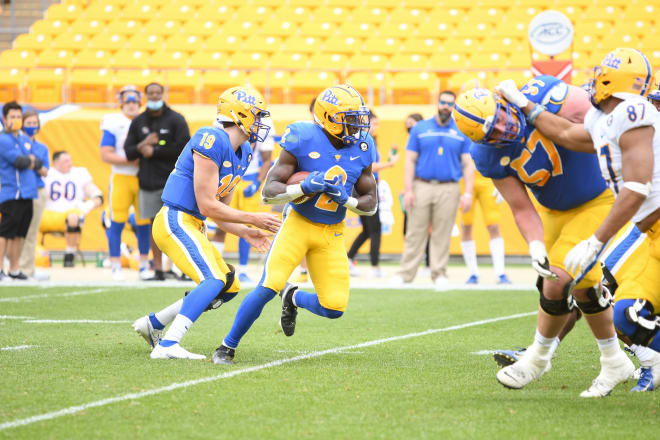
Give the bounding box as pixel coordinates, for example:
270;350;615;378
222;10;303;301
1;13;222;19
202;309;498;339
213;344;235;365
63;253;75;268
279;283;298;337
145;269;166;281
8;271;28;280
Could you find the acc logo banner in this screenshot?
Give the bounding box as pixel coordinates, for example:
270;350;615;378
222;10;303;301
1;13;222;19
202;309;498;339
320;89;339;105
234;90;256;105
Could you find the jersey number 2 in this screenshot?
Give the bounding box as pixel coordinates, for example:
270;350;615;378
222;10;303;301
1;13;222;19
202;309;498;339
315;165;348;212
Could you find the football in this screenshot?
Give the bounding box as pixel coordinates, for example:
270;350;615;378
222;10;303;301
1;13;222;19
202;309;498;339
287;171;313;204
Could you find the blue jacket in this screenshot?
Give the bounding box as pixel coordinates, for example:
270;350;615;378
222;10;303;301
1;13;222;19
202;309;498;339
0;131;38;203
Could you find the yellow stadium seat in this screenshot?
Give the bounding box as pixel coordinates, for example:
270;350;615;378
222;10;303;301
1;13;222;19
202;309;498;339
282;36;322;54
479;36;524;54
323;36;362;54
189;51;230;70
466;7;506;24
0;68;25;103
112;69;161;95
143;20;183;36
111;50;149;69
574;21;612;40
441;37;475;55
201;70;248;104
348;53;388;70
234;5;273;24
88;33;127;52
69;19;108;35
229;52;269;70
222;20;261;37
300;21;338;38
242;35;283;54
46;2;82;22
290;71;339;104
427;7;463;25
289;0;325;6
389;53;429;70
30;19;69;36
69;68;113;103
389;8;428;24
364;0;400;8
390;71;437;104
430;52;469;70
73;49;113;68
446;71;492;92
149;50;190;70
581;4;622;22
159;3;198;21
106;20;142;36
52;33;89;51
350;7;388;24
309;53;349;69
257;21;298;37
363;37;403;55
379;22;415;38
454;20;494;39
570;69;593;89
247;0;282;7
642;33;660;51
506;51;532;69
406;0;447;9
506;6;540;22
26;68;65;104
196;4;235;23
401;38;437;54
495;70;534;89
273;5;313;24
598;33;643;51
12;33;52;52
270;52;310;70
313;6;350;23
121;2;161;21
416;21;454;38
493;18;527;38
619;20;654;38
162;69;201;104
622;3;656;21
35;49;75;68
0;49;37;69
182;19;221;37
345;71;387;105
469;52;507;69
165;34;203;53
126;34;165;53
245;70;290;104
338;21;376;38
84;2;123;21
553;5;584;23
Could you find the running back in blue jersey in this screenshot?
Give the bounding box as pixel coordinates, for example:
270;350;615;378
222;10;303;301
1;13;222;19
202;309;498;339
280;121;373;225
471;75;607;211
162;126;253;219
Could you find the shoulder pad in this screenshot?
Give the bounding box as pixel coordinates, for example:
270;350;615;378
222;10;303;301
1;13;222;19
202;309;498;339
609;98;657;140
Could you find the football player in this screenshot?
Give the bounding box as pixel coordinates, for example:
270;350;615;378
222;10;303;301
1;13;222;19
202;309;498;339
132;86;281;360
40;151;103;267
648;81;660;111
213;84;378;364
100;86;152;281
496;48;660;390
453;76;634;397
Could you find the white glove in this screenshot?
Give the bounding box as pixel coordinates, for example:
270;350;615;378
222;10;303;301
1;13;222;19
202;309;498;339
529;240;558;280
564;235;604;277
495;80;529;108
492;188;504;204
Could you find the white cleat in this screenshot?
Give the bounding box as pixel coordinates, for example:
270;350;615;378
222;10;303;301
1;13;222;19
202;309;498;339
496;359;548;389
112;269;125;281
132;315;163;348
580;353;635;398
139;269;155;281
150;342;206;360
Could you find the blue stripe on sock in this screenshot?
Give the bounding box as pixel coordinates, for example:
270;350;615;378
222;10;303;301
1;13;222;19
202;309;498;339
148;312;165;330
223;285;277;348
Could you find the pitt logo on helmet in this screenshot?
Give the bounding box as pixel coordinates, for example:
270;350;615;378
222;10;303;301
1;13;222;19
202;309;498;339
216;85;271;143
591;48;654;105
234;90;257;105
320;90;340;105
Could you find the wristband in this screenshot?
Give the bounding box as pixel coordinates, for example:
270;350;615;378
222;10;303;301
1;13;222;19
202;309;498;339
344;197;358;209
623;181;651;197
527;104;545;125
463;193;472;198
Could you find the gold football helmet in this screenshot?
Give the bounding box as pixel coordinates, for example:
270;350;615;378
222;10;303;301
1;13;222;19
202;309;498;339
216;85;270;143
591;48;654;105
313;84;370;146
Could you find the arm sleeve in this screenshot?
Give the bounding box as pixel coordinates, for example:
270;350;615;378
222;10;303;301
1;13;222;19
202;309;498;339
152;113;191;160
100;130;116;148
124;119;140;160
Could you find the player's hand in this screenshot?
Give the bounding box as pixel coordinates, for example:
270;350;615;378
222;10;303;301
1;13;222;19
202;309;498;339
529;240;559;280
243;228;272;253
460;193;472;213
495;80;529;109
492;188;504;204
403;190;415;211
300;171;326;195
243;181;260;198
564;235;604;277
249;212;281;233
144;132;159;145
324;182;349;206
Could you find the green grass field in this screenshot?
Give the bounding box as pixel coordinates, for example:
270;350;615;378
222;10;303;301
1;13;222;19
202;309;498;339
0;284;657;439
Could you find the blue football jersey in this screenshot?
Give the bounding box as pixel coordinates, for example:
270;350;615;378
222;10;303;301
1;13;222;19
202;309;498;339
471;76;607;210
280;122;373;225
162;126;252;219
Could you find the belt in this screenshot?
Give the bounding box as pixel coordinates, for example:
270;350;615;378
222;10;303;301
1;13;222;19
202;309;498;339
415;177;455;184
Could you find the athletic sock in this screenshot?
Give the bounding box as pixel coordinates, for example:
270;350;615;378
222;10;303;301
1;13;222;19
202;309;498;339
135;224;151;256
148;312;165;330
294;290;343;318
161;315;193;344
489;237;506;276
596;336;622;360
223;285;277;349
238;237;250;266
108;221;125;258
460;240;478;276
524;329;554;367
65;246;76;253
549;336;561;358
630;344;660;366
154;298;183;327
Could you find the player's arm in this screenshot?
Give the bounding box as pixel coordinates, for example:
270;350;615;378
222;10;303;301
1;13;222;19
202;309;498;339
593;126;655;242
210;194;273;252
261;150;305;204
402;149;418;210
494;175;557;279
80;181;104;215
193;151;280;232
346;164;378;216
460;153;475;212
256;149;272;183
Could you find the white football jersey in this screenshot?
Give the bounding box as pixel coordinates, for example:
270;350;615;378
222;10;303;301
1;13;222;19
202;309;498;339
44;167;93;213
100;112;138;176
244;116;275;176
584;97;660;222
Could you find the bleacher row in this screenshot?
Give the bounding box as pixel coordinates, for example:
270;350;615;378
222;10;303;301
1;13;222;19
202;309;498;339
0;0;657;105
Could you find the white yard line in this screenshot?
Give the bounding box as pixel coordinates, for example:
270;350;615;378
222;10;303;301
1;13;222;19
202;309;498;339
0;310;536;431
471;350;498;355
0;288;111;303
1;345;37;351
23;319;131;324
0;315;35;320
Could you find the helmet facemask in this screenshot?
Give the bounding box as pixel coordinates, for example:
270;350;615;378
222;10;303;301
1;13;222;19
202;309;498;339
331;105;371;146
482;99;526;146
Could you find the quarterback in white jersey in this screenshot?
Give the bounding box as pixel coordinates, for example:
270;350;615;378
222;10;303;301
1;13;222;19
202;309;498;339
497;48;660;395
40;151;103;267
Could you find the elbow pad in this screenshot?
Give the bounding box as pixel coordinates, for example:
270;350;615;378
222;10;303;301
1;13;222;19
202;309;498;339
13;155;32;170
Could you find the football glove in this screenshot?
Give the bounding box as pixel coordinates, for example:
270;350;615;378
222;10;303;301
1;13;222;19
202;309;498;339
324;182;349;206
495;79;529;108
243;181;260;198
300;171;326;195
564;235;604;277
529;240;558;280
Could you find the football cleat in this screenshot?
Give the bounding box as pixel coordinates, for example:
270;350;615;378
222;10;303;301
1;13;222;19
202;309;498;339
349;260;360;277
465;274;479;285
494;348;552;373
630;366;658;392
132;314;163;348
150;342;206;360
212;344;236;365
238;272;253;283
497;274;512;285
496;358;548;389
279;283;298;337
580;353;635;397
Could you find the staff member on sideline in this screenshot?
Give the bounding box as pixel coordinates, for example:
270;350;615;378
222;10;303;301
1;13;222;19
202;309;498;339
124;82;190;281
394;91;474;289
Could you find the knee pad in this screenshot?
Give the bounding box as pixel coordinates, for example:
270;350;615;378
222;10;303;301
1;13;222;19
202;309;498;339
537;277;573;316
601;265;618;297
613;299;660;346
575;286;611;315
201;264;237;311
66;223;81;234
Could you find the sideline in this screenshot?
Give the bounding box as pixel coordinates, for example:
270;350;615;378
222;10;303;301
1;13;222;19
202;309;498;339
0;310;536;431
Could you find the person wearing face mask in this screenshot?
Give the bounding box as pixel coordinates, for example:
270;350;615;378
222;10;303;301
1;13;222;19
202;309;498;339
18;110;50;280
0;102;40;281
124;82;190;281
391;91;475;289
